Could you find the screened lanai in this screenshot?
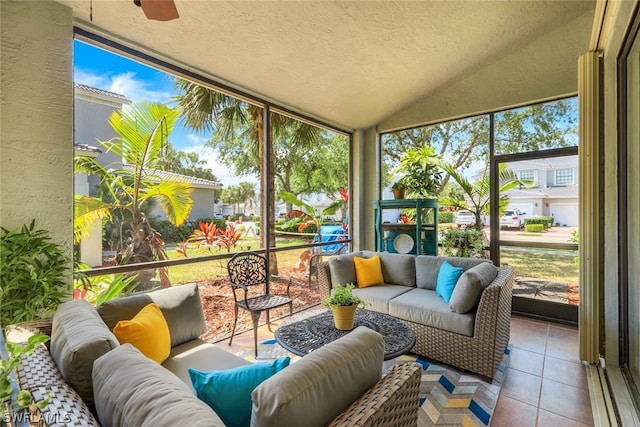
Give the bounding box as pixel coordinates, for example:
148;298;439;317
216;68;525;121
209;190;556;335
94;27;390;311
2;0;639;424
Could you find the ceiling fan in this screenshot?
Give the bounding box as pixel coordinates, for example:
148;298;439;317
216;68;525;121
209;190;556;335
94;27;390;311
133;0;179;22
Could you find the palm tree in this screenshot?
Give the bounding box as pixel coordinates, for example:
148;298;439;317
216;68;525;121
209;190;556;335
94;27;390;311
74;101;193;289
174;80;320;274
435;161;527;231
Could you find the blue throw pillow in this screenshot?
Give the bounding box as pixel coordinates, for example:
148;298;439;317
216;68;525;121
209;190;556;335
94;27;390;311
435;261;464;303
189;357;290;427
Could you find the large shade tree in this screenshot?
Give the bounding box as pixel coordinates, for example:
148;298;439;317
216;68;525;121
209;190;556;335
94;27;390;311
382;99;577;190
74;102;193;288
174;80;326;274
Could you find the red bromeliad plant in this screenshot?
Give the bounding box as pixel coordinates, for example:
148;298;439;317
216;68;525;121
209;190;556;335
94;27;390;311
177;221;242;256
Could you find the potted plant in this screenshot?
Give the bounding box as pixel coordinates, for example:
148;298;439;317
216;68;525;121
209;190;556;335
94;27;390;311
0;220;70;327
322;283;367;330
391;181;406;199
393;146;443;198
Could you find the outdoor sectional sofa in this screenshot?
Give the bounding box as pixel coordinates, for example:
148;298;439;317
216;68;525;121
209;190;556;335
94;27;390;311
318;251;514;380
6;283;421;427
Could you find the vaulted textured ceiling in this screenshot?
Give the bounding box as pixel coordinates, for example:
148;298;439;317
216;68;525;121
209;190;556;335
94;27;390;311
58;0;595;131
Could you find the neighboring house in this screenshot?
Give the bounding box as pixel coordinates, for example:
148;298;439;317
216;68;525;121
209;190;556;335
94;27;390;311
120;165;221;220
504;155;579;226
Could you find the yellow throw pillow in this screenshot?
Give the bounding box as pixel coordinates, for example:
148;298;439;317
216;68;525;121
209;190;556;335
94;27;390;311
113;303;171;364
353;255;384;288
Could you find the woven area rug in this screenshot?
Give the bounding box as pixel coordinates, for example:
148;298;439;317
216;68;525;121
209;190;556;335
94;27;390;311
235;340;512;427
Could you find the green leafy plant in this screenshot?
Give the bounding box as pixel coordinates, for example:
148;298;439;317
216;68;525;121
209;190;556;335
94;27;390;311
322;283;367;308
0;221;70;326
1;334;51;420
439;227;485;258
392;146;443;198
280;191;345;240
73;265;139;306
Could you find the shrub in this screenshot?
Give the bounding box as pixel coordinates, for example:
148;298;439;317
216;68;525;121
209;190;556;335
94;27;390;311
525;223;545;232
439;227;485;258
524;216;553;230
439;211;455;224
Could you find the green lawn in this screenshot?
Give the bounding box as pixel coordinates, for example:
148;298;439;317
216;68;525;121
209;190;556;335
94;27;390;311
500;247;578;284
166;236;309;284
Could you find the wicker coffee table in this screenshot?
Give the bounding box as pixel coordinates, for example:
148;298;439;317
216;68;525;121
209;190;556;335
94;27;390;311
275;309;415;360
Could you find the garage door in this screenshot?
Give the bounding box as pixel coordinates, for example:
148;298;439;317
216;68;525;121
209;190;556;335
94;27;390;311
508;203;533;216
549;203;578;227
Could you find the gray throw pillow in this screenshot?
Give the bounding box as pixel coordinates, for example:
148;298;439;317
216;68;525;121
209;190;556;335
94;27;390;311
375;252;416;286
93;344;224;427
97;283;206;348
50;299;119;403
449;262;498;313
414;256;444;290
328;251;362;286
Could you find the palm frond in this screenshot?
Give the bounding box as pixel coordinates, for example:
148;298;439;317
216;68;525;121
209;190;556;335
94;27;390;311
140;181;194;226
73;195;112;244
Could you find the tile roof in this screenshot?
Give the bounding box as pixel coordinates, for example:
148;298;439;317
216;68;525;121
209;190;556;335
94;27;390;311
121;164;221;188
74;83;130;103
74;143;102;155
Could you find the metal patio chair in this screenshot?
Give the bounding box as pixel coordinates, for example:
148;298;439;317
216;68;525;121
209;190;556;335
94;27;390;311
227;252;293;357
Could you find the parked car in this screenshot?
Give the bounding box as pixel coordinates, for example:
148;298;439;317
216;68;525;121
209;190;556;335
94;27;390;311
455;210;476;227
500;208;527;229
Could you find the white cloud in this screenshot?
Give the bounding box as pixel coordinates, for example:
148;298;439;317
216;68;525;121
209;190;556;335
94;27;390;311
74;68;173;103
182;144;258;188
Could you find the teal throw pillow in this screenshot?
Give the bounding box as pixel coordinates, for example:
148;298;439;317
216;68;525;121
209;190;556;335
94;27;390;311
435;261;464;303
189;357;290;427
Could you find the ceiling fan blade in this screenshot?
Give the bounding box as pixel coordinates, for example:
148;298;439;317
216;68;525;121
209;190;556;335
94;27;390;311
138;0;179;21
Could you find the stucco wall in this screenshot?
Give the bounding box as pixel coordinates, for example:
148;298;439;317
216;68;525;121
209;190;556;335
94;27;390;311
0;1;74;254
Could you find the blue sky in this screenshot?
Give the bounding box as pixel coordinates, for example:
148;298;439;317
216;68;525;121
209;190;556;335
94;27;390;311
73;40;248;186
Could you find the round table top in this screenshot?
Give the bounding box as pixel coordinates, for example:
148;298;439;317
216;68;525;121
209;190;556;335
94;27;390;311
274;309;416;360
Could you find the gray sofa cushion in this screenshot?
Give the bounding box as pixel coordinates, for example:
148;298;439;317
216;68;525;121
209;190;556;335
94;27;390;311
50;299;119;403
251;326;384;427
93;344;224;427
328;251;363;286
162;339;251;391
97;283;206;348
363;251;416;287
353;285;413;313
449;262;498;314
415;255;489;290
389;288;475;336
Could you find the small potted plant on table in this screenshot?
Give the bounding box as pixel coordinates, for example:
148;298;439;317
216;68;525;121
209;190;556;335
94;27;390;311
323;284;367;331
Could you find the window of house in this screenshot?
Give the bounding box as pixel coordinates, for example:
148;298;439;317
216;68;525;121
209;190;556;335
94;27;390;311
555;168;574;185
518;169;538;187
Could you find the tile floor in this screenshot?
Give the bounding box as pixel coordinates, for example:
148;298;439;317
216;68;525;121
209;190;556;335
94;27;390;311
215;314;594;426
492;315;593;427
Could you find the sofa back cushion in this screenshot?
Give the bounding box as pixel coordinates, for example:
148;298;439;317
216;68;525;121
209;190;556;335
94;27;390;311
97;283;206;348
415;256;489;290
251;326;384;427
449;262;498;313
363;251;416;287
50;299;119;403
93;344;224;427
328;251;363;286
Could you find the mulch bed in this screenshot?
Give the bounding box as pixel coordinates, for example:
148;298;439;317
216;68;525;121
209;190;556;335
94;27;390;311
196;266;321;342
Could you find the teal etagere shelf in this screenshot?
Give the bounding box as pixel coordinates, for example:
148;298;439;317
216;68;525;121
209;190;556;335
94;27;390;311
373;198;438;255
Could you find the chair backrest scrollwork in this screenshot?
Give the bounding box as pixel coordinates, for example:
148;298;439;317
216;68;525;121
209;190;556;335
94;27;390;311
228;252;268;287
